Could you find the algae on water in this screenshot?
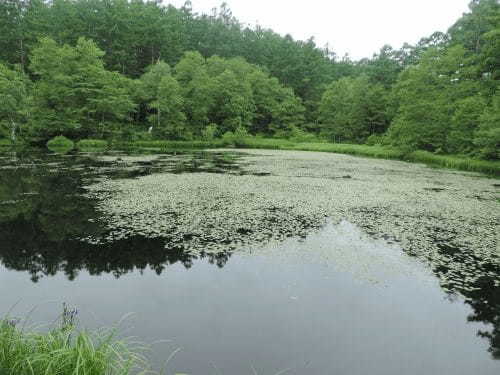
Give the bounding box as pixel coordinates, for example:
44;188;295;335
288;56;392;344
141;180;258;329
83;149;500;293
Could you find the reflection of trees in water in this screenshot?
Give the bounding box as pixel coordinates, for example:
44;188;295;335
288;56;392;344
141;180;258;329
0;180;230;280
434;244;500;360
466;276;500;360
0;153;232;283
0;232;229;282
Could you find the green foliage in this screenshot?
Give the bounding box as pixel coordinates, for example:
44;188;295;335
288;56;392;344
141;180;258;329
0;138;13;147
474;92;500;159
139;61;184;138
0;0;498;160
127;140;224;150
387;45;484;152
287;126;322;143
270;93;306;135
319;75;390;143
140;62;187;139
480;28;500;80
29;37;135;141
0;63;29;142
357;45;403;87
76;139;108;150
170;52;305;137
47;136;74;151
248;69;305;135
140;61;172;100
201;124;219;141
448;95;487;153
288;142;406;160
407;150;500;175
212;69;255;133
173;51;215;131
384;1;499;158
449;0;500;54
365;134;389;146
0;0;28;68
221;126;251;147
0;312;150;375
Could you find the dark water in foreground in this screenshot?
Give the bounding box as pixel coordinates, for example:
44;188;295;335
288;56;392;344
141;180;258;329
0;149;499;374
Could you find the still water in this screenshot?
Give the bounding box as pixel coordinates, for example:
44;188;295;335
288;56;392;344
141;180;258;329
0;149;498;374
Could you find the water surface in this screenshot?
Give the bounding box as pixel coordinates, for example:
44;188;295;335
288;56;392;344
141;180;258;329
0;149;498;374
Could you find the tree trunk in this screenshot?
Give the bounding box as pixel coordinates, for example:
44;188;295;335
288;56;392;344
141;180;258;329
101;113;105;138
10;119;17;142
20;38;24;71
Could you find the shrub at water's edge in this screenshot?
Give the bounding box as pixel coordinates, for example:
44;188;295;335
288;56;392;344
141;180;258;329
0;306;152;375
0;138;13;147
46;136;75;152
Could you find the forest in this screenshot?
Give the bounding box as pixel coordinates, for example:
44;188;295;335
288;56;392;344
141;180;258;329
0;0;499;160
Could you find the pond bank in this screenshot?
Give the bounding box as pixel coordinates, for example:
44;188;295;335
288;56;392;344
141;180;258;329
113;139;500;176
3;138;498;176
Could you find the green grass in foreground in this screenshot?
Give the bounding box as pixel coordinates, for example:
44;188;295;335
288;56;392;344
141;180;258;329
123;138;500;176
0;307;151;375
1;306;293;375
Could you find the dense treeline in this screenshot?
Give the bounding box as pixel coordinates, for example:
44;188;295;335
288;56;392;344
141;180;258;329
0;0;498;159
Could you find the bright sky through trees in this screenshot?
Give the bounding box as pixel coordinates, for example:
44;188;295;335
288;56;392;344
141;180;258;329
165;0;471;59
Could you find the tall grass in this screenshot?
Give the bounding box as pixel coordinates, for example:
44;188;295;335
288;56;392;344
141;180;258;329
230;138;499;176
0;307;153;375
0;307;294;375
118;139;225;150
406;150;500;175
289;142;405;159
77;139;109;150
0;139;13;147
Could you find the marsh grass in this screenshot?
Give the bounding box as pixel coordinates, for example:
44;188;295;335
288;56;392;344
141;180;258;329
118;140;225;150
406;151;500;176
77;139;109;151
222;138;500;176
229;138;500;176
0;139;26;149
0;139;13;147
117;137;500;176
0;313;153;375
289;142;405;159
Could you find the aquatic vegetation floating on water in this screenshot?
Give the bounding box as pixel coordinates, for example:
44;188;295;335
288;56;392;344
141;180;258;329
83;149;499;295
1;148;499;362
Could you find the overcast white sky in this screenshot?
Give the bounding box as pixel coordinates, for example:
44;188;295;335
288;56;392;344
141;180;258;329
164;0;471;60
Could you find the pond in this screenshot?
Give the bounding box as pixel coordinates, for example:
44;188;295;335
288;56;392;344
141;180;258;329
0;148;499;374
